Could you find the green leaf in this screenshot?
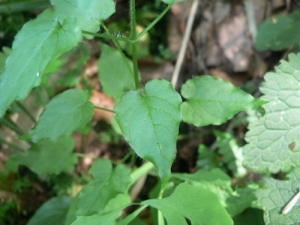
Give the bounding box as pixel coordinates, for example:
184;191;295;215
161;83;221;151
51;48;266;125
172;169;255;217
50;0;115;39
74;159;131;217
143;182;233;225
254;168;300;225
180;76;255;127
24;89;94;142
255;11;300;51
0;9;81;117
244;53;300;172
5;136;77;175
116;79;182;185
28;196;71;225
98;43;137;100
0;49;9;74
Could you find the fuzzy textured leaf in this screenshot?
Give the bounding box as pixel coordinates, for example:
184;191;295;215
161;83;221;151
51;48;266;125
28;196;71;225
143;182;233;225
51;0;115;38
98;43;137;100
0;9;81;117
244;53;300;172
25;89;94;142
254;168;300;225
5;136;77;175
181;76;255;127
116;79;182;184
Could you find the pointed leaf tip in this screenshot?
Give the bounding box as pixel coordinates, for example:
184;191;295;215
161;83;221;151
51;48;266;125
116;79;182;182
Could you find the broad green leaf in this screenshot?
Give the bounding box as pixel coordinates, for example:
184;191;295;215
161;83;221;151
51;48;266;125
254;168;300;225
244;53;300;172
180;76;255;127
116;79;182;185
172;169;255;217
5;136;77;175
50;0;115;39
0;9;82;117
98;43;137;100
143;182;233;225
255;11;300;51
70;159;131;219
24;89;94;142
215;131;246;177
28;196;71;225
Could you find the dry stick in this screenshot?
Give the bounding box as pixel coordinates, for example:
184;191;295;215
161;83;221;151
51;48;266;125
171;0;199;88
244;0;257;42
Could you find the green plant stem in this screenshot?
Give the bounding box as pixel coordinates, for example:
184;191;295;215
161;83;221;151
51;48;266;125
16;101;36;123
100;22;134;77
94;106;116;114
0;115;24;136
0;136;25;152
129;0;140;90
76;153;98;159
158;187;165;225
136;4;171;41
82;31;131;43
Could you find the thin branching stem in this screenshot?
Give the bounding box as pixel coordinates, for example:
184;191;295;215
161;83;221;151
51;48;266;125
129;0;140;90
94;106;116;114
0;115;24;135
136;4;171;42
100;22;134;78
82;30;131;43
0;136;25;152
16;101;36;123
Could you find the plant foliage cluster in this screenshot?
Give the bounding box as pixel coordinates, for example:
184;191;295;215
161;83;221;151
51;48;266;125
0;0;300;224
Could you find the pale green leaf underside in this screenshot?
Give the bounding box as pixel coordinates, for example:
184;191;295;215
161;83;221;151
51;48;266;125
116;79;182;183
26;89;94;142
143;182;233;225
180;76;255;127
244;53;300;173
50;0;115;38
5;136;77;175
0;9;81;117
254;168;300;225
98;43;136;100
28;196;71;225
